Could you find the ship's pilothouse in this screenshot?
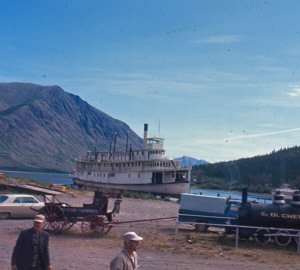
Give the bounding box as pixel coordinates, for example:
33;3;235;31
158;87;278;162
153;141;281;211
146;137;164;149
146;137;165;160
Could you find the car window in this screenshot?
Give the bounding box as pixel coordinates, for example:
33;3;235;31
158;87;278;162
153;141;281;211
0;195;9;203
23;197;36;203
13;197;22;203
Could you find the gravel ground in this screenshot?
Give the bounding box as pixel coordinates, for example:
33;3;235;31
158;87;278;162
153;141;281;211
2;191;300;269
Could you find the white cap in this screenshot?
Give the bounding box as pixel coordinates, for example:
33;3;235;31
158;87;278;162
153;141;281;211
33;214;45;223
123;232;143;242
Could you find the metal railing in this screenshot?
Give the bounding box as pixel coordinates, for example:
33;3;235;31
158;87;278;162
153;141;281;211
174;214;300;253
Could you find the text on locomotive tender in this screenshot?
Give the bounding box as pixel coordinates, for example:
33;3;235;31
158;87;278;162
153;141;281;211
261;212;300;219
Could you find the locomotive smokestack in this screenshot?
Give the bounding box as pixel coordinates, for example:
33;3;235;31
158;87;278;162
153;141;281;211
143;124;148;150
242;188;248;204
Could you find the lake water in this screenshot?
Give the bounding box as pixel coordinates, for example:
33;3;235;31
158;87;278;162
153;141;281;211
1;170;271;202
190;188;272;203
1;170;73;185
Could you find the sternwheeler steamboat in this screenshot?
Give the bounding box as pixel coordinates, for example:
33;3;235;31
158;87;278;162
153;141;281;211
71;124;191;196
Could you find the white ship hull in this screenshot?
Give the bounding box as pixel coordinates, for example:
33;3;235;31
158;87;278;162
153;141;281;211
71;124;191;196
72;177;190;195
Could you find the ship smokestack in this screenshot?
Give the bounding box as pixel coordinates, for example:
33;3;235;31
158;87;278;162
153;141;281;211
143;124;148;150
113;132;117;152
125;131;129;152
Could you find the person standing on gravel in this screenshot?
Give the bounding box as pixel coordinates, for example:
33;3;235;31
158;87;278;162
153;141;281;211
110;231;143;270
11;214;52;270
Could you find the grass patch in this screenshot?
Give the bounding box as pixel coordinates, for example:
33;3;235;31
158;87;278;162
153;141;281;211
121;190;171;202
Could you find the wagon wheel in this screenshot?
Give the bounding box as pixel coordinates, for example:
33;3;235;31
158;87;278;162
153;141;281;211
254;228;271;244
81;215;104;236
275;230;291;246
63;218;77;231
101;215;113;234
58;203;75;231
41;204;65;233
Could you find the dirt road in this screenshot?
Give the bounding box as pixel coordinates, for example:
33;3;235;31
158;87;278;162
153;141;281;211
2;191;300;269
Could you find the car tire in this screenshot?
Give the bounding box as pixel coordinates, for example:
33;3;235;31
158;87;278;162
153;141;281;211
0;212;10;219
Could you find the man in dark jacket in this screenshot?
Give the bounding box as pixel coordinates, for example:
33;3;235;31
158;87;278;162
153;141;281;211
11;214;52;270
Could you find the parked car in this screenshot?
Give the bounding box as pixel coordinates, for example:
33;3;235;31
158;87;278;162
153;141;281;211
0;194;45;219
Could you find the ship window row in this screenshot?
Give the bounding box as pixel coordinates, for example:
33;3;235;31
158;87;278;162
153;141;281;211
83;171;141;179
85;150;165;162
86;172;110;177
95;150;149;161
79;161;173;171
91;172;116;177
149;151;164;155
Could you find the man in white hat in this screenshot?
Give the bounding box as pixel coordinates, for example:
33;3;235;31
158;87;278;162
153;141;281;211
11;214;52;270
110;231;143;270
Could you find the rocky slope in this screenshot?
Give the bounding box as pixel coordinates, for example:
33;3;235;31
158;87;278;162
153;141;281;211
0;82;142;172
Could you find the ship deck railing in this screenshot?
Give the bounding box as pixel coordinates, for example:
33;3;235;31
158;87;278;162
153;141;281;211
76;166;190;173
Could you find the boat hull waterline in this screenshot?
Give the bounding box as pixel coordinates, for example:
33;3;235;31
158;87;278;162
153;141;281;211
73;178;190;195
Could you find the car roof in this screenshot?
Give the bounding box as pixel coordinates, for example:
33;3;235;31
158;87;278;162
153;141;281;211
0;194;36;197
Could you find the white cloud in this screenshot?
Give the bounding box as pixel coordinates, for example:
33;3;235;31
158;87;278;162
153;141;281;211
287;85;300;97
172;128;300;149
225;128;300;141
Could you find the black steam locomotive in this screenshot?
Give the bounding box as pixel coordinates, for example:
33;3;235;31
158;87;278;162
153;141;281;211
237;189;300;246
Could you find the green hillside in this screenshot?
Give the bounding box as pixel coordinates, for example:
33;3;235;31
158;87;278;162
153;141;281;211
192;146;300;193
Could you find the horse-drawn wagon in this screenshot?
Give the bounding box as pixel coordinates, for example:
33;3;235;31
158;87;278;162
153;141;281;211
40;191;121;235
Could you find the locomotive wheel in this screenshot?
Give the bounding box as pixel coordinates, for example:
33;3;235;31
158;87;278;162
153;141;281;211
254;228;271;244
295;232;300;244
41;204;65;233
81;215;104;236
275;230;291;246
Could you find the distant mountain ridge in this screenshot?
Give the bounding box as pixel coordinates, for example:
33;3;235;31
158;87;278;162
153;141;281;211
175;156;209;166
0;82;143;172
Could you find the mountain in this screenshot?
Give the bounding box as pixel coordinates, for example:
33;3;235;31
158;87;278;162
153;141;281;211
175;156;209;166
0;82;143;172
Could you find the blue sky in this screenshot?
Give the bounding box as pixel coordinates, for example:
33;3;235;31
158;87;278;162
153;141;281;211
1;1;300;163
